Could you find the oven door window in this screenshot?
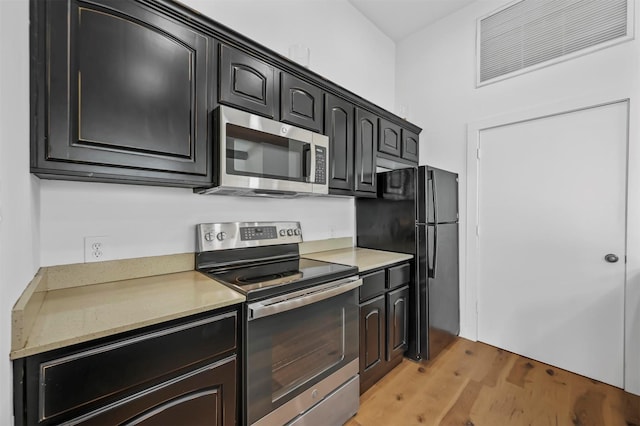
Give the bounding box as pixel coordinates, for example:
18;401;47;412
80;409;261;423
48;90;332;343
226;123;311;182
246;288;358;425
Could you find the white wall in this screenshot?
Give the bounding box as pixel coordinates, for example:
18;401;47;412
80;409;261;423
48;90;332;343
40;181;355;265
2;0;395;422
179;0;396;112
0;0;40;422
396;0;640;394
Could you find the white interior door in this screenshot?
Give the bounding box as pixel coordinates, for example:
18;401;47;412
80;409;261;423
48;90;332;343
477;101;627;387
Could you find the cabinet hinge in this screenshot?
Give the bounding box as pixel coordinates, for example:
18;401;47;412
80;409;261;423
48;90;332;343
476;148;481;160
476;224;480;236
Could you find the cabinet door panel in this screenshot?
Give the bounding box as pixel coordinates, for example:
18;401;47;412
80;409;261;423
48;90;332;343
37;0;211;184
402;129;419;163
360;296;385;374
325;94;354;192
219;44;275;118
378;119;402;157
233;66;268;100
281;74;323;132
73;358;236;426
387;286;409;361
355;109;377;194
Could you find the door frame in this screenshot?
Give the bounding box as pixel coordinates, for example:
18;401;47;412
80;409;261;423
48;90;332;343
465;94;635;392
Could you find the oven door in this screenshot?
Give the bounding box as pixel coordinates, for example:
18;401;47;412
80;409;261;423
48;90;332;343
246;276;361;425
218;105;328;195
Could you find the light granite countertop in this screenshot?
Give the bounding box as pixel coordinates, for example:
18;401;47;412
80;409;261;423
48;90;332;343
11;256;245;360
11;241;411;360
303;246;413;272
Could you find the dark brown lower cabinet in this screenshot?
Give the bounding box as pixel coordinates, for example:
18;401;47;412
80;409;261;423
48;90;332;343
13;308;238;425
72;357;236;426
358;263;411;394
359;294;385;391
386;286;409;361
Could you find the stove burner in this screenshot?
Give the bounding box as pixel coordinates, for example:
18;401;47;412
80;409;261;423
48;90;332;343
199;252;358;301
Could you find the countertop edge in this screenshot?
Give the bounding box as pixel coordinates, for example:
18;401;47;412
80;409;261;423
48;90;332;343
11;269;47;355
9;294;245;360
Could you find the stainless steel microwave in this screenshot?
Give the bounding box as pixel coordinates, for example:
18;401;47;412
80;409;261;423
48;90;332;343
196;106;329;197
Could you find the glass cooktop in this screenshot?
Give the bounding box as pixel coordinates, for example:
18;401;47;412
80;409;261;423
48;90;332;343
204;258;358;301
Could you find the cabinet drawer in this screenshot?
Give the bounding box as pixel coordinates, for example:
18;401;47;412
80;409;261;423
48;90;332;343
70;356;236;426
387;263;410;289
37;312;236;422
359;269;386;302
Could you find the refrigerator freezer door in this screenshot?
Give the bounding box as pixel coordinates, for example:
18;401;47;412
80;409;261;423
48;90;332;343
428;223;459;360
427;167;459;224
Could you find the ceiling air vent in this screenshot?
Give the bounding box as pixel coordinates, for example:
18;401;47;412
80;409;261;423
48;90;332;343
478;0;631;85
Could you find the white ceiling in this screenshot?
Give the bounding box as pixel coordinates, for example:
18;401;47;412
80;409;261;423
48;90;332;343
348;0;476;42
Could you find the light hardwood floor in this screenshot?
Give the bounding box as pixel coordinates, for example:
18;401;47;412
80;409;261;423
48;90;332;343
346;338;640;426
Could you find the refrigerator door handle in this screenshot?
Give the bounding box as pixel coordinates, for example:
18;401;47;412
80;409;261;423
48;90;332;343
428;170;438;278
432;224;438;278
430;170;438;225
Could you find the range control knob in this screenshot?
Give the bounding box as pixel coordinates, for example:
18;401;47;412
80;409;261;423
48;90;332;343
294;229;301;236
279;229;287;237
286;229;294;236
204;232;214;242
216;232;227;241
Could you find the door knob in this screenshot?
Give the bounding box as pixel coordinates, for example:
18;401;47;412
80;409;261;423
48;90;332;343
604;254;619;263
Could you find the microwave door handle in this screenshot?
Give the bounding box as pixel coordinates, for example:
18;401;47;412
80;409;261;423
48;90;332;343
306;144;316;183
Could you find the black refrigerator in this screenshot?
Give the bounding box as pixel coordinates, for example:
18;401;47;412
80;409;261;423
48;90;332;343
356;165;459;361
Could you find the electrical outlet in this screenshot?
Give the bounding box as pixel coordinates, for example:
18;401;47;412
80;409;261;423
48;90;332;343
84;236;111;263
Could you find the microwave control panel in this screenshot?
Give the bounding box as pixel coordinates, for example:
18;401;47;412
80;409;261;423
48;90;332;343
315;146;326;184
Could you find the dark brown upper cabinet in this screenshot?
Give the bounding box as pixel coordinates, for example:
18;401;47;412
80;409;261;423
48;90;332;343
402;129;419;163
378;119;402;157
30;0;421;190
355;109;378;195
281;74;323;132
219;44;276;118
324;94;354;193
31;0;213;187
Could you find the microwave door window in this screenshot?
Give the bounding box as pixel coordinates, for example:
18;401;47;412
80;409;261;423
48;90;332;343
226;124;309;182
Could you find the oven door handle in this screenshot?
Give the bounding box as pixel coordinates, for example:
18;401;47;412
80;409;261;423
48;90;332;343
247;277;362;320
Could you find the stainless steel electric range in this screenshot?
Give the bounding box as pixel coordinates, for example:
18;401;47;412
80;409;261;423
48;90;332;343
195;222;361;426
